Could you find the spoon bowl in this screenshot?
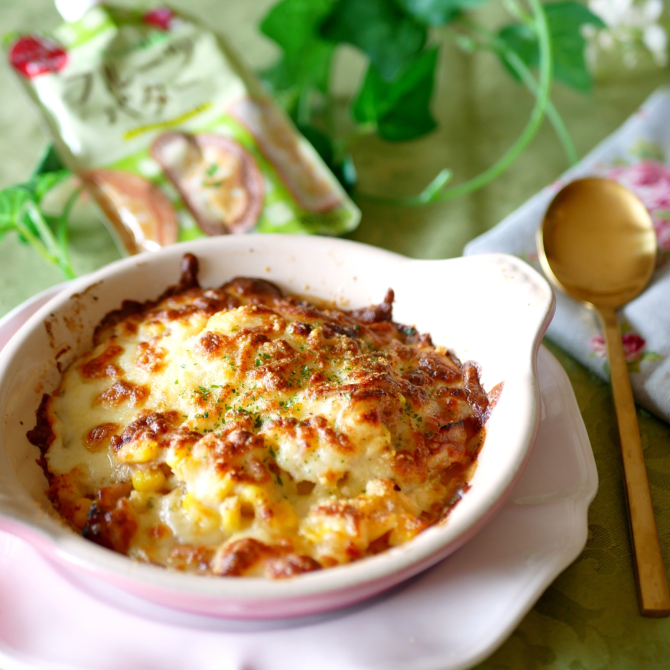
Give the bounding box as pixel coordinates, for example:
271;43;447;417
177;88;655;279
540;177;657;307
538;176;670;618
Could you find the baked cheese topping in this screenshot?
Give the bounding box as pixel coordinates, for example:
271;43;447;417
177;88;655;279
32;254;494;578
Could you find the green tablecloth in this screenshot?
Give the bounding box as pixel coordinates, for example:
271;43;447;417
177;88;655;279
2;1;670;668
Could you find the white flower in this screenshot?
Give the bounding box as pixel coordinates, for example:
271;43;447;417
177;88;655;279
643;24;668;64
589;0;663;28
587;0;668;67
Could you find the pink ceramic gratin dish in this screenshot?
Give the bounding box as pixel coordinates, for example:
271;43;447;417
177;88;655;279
0;235;554;619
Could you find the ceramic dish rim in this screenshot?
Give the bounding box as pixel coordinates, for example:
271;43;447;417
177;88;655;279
0;235;555;606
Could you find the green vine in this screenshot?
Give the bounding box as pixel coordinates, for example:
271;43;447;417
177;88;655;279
460;16;579;166
362;0;554;205
261;0;605;204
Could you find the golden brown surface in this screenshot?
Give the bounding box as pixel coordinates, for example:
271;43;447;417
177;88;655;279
32;254;493;578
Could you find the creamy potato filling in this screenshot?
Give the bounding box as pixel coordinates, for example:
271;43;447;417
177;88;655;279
32;254;492;578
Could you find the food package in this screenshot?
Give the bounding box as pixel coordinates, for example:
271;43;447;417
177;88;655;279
5;4;360;254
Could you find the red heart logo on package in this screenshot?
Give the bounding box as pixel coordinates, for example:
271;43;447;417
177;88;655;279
9;36;68;79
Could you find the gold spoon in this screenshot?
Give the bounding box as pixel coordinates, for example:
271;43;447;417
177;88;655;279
538;176;670;618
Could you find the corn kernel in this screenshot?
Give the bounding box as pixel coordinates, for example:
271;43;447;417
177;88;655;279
182;492;221;533
219;497;242;533
132;467;166;493
205;473;234;502
238;484;262;504
267;498;298;531
182;492;198;512
116;438;160;464
166;442;194;470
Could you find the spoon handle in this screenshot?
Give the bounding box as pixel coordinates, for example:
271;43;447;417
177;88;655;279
600;306;670;617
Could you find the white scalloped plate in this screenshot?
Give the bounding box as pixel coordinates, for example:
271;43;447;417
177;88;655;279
0;284;597;670
0;236;555;619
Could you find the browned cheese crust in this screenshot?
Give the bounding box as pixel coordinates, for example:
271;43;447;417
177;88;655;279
30;254;497;578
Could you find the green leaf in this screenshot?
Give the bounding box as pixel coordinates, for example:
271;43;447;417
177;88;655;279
261;0;333;58
545;2;605;91
27;170;72;202
397;0;490;26
0;172;77;278
259;0;335;106
0;184;39;246
497;24;536;80
629;138;664;162
353;47;438;141
640;351;664;363
0;186;33;230
320;0;426;81
0;171;71;244
33;144;66;176
261;41;334;106
498;1;605;92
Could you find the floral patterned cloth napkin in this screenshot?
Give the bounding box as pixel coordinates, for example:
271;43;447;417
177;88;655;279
465;86;670;423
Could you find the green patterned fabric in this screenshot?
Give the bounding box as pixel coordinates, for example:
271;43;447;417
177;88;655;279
1;1;670;668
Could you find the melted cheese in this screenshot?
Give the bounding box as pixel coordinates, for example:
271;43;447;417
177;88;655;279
43;265;490;578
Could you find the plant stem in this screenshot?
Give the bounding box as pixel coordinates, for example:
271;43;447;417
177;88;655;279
462;18;578;165
356;0;554;207
502;0;533;27
434;0;552;203
56;188;80;278
503;49;579;165
14;217;60;269
25;201;61;259
438;0;553;201
25;200;76;279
